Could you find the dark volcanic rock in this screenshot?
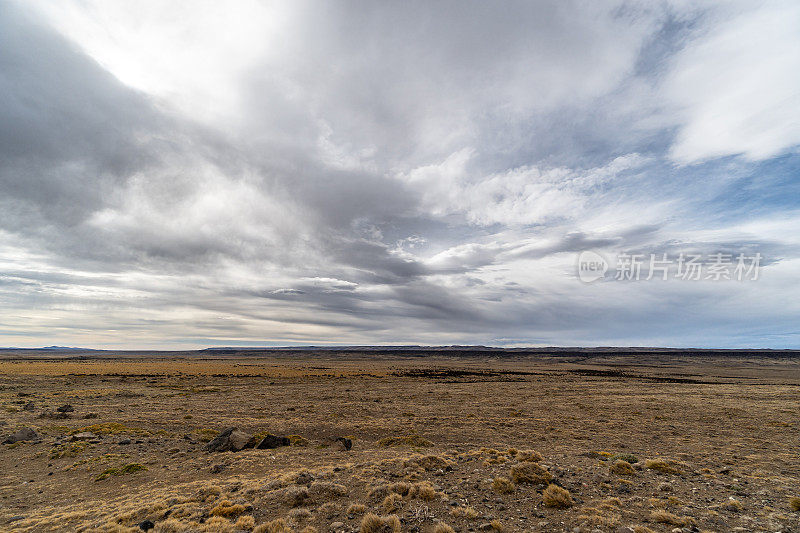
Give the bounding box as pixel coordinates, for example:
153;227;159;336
205;427;252;452
256;434;290;449
335;437;353;451
56;404;74;413
3;427;40;444
137;519;155;531
23;402;35;411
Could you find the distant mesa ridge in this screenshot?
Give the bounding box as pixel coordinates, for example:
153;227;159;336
0;345;796;358
0;346;96;351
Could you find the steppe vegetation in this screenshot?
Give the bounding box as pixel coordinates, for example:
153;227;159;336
1;352;799;532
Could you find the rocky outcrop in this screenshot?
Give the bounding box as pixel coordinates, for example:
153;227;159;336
256;434;290;449
205;427;253;452
3;427;40;444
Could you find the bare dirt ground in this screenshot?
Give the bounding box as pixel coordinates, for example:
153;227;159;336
1;351;798;533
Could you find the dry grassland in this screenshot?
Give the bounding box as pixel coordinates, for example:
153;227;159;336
0;352;798;532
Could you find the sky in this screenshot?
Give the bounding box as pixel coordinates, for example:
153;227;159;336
1;0;799;349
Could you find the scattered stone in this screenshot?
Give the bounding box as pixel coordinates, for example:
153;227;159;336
256;434;290;449
3;427;40;444
23;402;35;411
137;519;155;531
56;404;74;413
615;527;634;533
579;451;604;459
335;437;353;451
205;427;252;452
83;412;99;419
210;463;227;474
118;439;132;445
71;432;99;441
330;521;345;530
659;482;674;492
293;471;314;486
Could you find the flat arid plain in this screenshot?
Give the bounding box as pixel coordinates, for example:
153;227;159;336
1;348;798;533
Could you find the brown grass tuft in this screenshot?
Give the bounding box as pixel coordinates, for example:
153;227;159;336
153;519;189;532
542;484;574;508
196;484;222;502
347;503;368;515
492;477;515;494
790;496;800;511
316;502;340;519
609;459;636;476
381;493;403;513
489;520;505;532
235;515;256;530
645;459;685;475
388;482;413;496
517;449;543;462
433;523;455;533
309;481;348;498
509;462;552;484
210;500;247;518
649;510;695;527
287;435;308;446
450;506;480;519
724;498;742;511
359;513;401;533
288;508;312;522
413;481;439;501
253;518;292;533
203;516;235;532
283;486;310;507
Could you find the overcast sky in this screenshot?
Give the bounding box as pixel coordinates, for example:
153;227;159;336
1;0;799;349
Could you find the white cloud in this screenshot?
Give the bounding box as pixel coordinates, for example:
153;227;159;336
402;152;650;226
664;0;800;163
24;0;284;124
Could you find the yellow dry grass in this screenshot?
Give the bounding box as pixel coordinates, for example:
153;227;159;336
542;484;573;508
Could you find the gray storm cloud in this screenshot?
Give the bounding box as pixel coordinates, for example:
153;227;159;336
1;0;799;348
